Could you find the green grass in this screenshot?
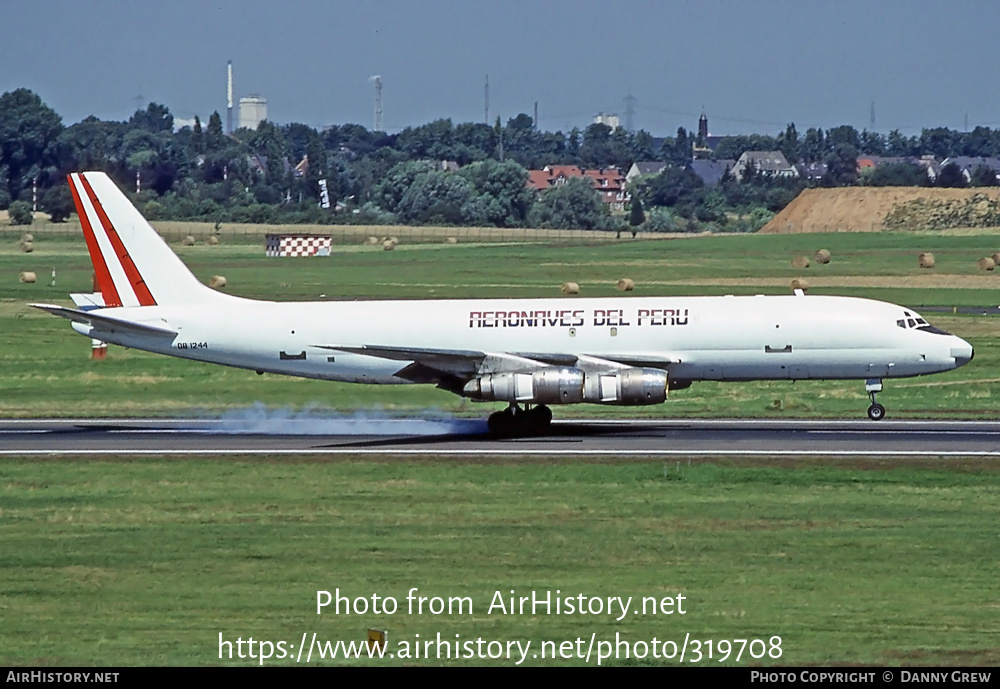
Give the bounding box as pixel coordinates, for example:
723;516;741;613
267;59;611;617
3;229;1000;418
4;230;1000;666
2;457;998;666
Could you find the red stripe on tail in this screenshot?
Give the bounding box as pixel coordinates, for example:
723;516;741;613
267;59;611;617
79;173;157;306
68;174;122;308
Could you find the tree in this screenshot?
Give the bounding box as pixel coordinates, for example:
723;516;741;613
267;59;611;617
638;167;704;208
205;111;225;150
822;144;859;186
667;127;691;167
458;159;534;226
0;88;64;201
886;129;917;157
128;103;173;133
936;162;967;188
860;162;924;186
191;115;204;154
629;197;645;227
527;177;603;229
920;127;960;159
859;129;887;156
578;123;613;168
8;200;32;225
396;169;474;224
800;128;825;163
970;165;999;187
778;123;799;164
41;184;74;222
373;160;438;214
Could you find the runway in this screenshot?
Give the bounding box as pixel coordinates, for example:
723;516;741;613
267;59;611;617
2;418;1000;457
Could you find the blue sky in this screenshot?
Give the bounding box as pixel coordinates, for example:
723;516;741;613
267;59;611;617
4;1;999;136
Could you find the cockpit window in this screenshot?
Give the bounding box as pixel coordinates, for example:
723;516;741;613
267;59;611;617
896;310;951;335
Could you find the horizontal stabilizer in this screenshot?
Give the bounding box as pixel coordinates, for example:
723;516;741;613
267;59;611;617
31;303;177;338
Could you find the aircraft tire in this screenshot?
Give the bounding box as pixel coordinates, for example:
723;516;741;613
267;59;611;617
488;409;515;437
533;405;553;426
867;403;886;421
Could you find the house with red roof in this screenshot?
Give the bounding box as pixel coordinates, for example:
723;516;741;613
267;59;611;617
527;165;629;210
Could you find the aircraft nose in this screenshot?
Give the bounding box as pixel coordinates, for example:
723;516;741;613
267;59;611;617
950;338;974;368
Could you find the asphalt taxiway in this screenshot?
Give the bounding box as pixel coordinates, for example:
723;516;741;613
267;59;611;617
1;418;999;457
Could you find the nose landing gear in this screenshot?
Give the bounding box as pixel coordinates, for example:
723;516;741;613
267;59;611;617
487;403;553;438
866;378;885;421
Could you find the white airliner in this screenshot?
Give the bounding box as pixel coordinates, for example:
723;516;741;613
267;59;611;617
34;172;973;435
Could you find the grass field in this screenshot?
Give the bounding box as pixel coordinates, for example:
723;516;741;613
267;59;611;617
2;229;1000;418
3;457;999;666
3;227;1000;666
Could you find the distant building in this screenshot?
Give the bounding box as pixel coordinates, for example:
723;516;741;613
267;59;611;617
239;95;268;130
593;112;620;129
527;164;629;210
625;161;668;185
688;159;735;188
294;155;308;178
692;110;727;156
731;151;798;181
796;161;828;183
938;156;1000;184
583;168;628;210
526;165;585;191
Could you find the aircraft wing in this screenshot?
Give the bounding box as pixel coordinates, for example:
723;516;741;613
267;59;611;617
313;344;681;388
30;303;178;338
314;344;546;379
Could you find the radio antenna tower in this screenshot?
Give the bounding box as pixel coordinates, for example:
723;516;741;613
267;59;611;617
371;75;383;132
484;74;489;124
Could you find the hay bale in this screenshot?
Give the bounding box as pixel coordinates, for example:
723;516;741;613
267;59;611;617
616;278;635;292
364;236;379;245
445;236;458;244
21;233;34;243
382;239;396;251
387;236;399;245
19;240;33;253
979;257;996;272
209;275;227;289
791;255;810;269
206;235;220;246
918;252;935;269
992;252;1000;266
561;282;580;295
814;249;831;264
182;235;196;246
791;278;809;292
19;271;36;284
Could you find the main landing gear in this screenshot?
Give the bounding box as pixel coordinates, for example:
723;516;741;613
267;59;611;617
866;378;886;421
487;403;553;438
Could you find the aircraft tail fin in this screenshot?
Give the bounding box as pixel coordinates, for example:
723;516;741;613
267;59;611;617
67;171;217;307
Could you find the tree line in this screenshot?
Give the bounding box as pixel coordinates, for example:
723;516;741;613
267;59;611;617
3;87;999;232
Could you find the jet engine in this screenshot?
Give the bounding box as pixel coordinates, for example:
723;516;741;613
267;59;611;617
463;368;585;404
462;366;668;406
583;368;668;405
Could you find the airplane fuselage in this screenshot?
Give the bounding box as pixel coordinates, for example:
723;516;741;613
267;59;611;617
73;293;972;391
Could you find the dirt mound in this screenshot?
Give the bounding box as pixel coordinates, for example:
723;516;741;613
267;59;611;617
760;187;1000;233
